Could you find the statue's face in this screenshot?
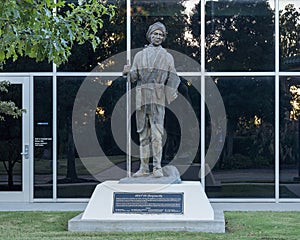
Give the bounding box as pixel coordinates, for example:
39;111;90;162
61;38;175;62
150;29;164;46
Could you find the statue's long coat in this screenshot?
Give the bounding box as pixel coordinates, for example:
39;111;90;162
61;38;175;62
130;45;180;133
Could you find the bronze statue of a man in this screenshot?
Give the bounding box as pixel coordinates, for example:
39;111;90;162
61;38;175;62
123;22;180;178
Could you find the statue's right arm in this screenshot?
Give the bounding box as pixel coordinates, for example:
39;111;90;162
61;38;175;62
122;52;140;82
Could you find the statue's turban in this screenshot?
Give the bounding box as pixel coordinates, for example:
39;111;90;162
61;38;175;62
146;22;167;42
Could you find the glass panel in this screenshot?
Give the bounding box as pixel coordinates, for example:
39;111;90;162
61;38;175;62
206;76;275;198
162;76;202;180
0;59;51;72
206;0;275;72
0;84;22;191
280;1;300;71
58;0;126;72
57;76;126;198
131;0;201;62
34;77;53;198
280;76;300;198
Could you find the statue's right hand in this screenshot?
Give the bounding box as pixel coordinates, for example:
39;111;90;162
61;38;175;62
122;65;131;76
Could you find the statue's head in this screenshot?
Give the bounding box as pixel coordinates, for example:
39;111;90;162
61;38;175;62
146;22;167;43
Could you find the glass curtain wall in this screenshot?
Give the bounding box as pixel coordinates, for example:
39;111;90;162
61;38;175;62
279;1;300;199
34;77;53;198
205;0;276;198
206;76;275;198
55;0;126;198
0;85;23;191
29;0;300;201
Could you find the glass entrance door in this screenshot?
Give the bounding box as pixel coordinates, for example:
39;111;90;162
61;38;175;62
0;77;30;202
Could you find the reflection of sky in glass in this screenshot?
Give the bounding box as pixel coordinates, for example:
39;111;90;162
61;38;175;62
183;0;199;15
269;0;300;10
181;0;300;13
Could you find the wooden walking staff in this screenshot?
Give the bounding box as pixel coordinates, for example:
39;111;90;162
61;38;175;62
126;0;131;177
126;59;132;178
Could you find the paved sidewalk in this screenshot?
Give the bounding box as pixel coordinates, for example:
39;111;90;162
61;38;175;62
0;202;300;212
0;202;87;211
212;202;300;212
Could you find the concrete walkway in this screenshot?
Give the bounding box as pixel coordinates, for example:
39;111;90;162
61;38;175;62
0;202;300;212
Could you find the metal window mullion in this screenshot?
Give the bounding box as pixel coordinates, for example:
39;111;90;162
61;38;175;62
200;0;206;187
275;0;280;203
53;0;58;201
52;66;57;201
29;75;34;202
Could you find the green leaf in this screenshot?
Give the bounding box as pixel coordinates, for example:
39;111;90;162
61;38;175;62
0;51;5;61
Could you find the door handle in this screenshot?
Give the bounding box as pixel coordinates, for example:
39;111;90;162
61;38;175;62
21;145;29;159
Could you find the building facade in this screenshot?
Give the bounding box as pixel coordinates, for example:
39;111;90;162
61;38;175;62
1;0;300;203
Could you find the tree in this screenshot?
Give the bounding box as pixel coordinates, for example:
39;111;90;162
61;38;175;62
0;0;115;67
0;81;24;121
0;0;115;188
0;0;115;125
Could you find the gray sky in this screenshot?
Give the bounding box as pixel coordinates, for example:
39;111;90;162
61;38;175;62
270;0;300;10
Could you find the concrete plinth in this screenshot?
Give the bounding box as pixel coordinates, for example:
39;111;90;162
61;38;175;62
68;181;225;233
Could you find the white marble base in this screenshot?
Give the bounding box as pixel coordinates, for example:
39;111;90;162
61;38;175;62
68;181;225;233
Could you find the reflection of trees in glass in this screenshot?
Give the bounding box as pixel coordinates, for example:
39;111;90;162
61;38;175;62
280;4;300;169
215;77;274;169
96;77;126;156
58;78;83;182
57;77;127;183
0;85;22;190
280;4;300;62
279;77;300;166
190;0;274;71
290;85;300;120
131;0;194;57
186;0;276;169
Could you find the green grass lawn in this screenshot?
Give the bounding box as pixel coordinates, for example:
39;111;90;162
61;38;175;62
0;211;300;239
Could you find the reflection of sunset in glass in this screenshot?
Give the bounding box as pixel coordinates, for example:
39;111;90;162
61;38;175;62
254;115;262;126
238;115;262;129
290;85;300;120
96;107;105;116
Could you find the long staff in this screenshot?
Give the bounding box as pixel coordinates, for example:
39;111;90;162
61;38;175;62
126;61;131;178
126;0;131;178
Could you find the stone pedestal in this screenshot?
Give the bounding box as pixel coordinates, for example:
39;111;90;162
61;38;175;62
68;181;225;233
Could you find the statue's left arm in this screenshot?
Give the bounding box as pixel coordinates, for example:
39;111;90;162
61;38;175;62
165;53;181;104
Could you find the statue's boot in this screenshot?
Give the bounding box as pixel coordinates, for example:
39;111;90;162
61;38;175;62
152;139;163;178
133;145;150;177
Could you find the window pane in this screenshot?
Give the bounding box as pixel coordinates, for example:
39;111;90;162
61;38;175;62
58;0;126;72
34;77;53;198
162;76;202;180
0;58;51;72
57;76;126;198
206;76;275;198
280;76;300;198
206;0;275;72
131;0;201;63
0;84;22;191
280;1;300;71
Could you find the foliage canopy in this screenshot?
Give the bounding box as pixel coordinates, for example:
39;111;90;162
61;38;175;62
0;0;115;67
0;0;115;121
